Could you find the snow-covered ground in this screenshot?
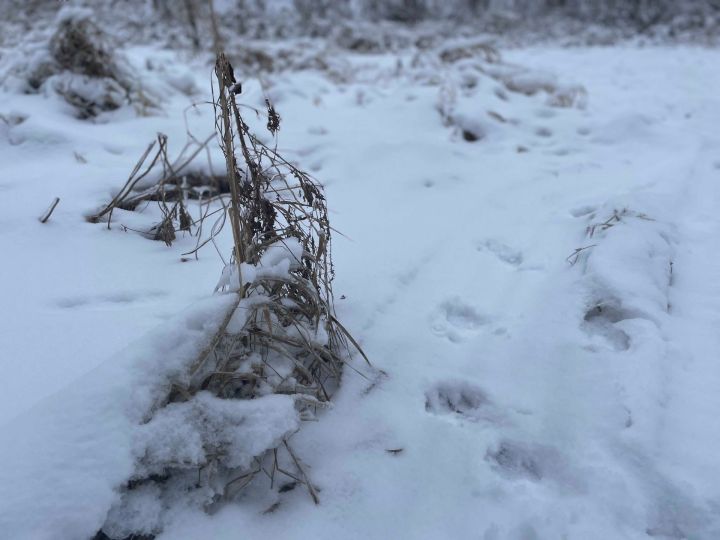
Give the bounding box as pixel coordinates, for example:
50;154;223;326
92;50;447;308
1;25;720;540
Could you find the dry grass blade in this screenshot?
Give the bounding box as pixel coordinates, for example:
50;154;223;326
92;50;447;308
283;440;320;505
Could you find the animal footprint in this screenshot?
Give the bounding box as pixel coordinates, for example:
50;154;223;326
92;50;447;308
476;239;523;266
425;381;503;424
582;298;635;351
486;440;543;481
431;298;488;342
55;290;168;309
569;204;597;218
486;441;583;492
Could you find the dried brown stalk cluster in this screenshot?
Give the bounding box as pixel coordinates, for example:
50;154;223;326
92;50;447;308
93;54;368;524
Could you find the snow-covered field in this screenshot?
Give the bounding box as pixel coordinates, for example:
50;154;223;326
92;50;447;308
1;14;720;539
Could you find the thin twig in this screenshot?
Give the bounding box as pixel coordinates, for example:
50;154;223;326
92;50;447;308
39;197;60;223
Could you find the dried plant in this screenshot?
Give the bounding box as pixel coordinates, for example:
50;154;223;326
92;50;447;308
198;51;369;407
96;54;369;538
161;52;372;505
87;131;218;246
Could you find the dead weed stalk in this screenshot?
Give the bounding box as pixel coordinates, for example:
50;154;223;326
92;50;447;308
170;52;371;503
93;54;369;519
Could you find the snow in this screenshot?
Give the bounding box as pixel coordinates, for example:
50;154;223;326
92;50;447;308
135;391;298;473
0;294;238;539
2;20;720;540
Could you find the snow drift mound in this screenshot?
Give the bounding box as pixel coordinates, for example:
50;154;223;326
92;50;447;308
1;7;156;118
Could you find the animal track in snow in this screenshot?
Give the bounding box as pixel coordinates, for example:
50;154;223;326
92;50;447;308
535;108;556;119
418;174;462;190
431;298;488;342
582;300;635;351
426;381;486;414
295;144;321;157
55;290;168;309
486;440;543;481
485;439;580;490
577;126;592;136
425;381;504;424
476;239;523;266
362;257;430;331
569;204;597;218
307;126;327;136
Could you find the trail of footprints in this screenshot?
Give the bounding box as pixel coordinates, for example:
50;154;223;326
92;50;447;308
424;380;575;487
419;203;690;536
